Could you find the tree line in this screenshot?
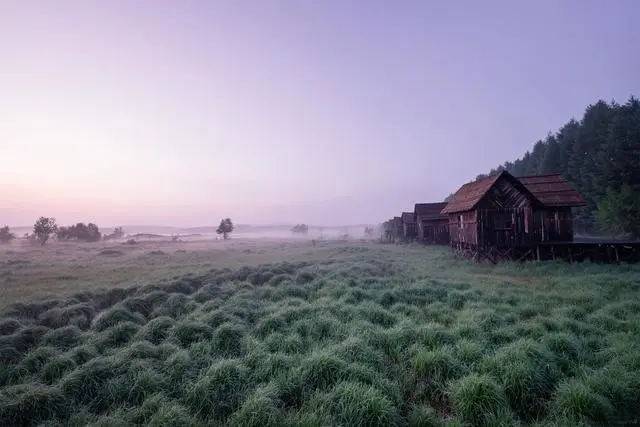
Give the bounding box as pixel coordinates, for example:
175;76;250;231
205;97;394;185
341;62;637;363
0;219;125;245
1;217;237;245
479;96;640;238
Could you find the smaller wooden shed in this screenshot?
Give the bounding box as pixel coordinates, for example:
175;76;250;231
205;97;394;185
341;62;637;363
401;212;417;241
414;202;449;244
383;217;403;242
518;174;587;241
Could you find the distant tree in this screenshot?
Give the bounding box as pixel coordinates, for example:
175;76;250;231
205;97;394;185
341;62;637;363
291;224;309;234
56;226;71;240
0;226;16;244
597;185;640;238
482;96;640;236
216;218;234;240
33;217;57;245
56;222;101;242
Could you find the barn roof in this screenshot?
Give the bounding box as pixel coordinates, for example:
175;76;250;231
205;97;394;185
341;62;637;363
414;202;448;220
401;212;415;223
441;171;587;214
517;174;587;207
441;172;507;214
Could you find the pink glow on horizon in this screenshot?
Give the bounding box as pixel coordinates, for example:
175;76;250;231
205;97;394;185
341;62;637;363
1;1;639;227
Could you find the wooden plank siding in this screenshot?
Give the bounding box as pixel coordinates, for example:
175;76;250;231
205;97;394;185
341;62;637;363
414;202;450;245
444;171;582;250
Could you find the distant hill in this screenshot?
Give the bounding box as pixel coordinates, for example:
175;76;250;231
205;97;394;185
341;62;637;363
481;97;640;238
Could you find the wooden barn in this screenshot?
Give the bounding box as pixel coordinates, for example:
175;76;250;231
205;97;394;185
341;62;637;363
383;216;403;242
401;212;417;241
517;174;587;241
414;202;449;244
441;171;587;261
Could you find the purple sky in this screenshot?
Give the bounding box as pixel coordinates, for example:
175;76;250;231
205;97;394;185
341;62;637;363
2;0;639;226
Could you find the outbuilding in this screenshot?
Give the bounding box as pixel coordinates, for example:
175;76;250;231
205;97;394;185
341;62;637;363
414;202;449;244
441;171;586;260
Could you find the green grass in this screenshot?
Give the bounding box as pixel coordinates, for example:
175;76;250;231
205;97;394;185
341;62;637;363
1;242;640;425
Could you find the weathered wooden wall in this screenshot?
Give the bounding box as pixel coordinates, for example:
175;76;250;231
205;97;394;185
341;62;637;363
419;219;449;244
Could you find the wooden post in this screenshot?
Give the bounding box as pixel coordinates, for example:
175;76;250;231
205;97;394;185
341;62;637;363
536;245;541;261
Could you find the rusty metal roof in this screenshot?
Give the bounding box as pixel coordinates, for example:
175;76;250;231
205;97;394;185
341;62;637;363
414;202;448;220
517;174;587;207
401;212;415;223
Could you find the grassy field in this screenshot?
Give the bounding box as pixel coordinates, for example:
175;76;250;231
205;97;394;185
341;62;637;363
1;239;640;426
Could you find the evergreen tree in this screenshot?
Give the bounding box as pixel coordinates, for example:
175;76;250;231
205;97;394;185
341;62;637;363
485;97;639;236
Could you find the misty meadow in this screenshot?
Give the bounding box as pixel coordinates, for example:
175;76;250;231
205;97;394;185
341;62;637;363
2;1;640;426
1;239;640;426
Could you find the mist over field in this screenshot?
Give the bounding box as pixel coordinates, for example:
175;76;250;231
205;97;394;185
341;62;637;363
2;1;640;426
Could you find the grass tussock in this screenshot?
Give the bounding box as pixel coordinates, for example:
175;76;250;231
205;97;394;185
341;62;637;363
1;245;640;425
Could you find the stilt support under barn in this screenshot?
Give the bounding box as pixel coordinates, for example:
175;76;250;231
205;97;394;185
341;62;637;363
452;241;640;264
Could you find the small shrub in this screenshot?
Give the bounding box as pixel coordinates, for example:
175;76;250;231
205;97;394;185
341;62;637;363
484;338;559;419
552;380;614;423
543;332;584;374
186;359;250;420
124;366;167;405
357;302;397;327
67;344;98;365
163;350;198;392
152;293;194;318
214;322;246;356
41;325;83;349
171;320;214;347
121;296;154;318
61;356;118;403
264;332;304;354
136;316;175;344
229;384;284;427
450;374;508;426
93;306;145;332
20;346;60;374
38;303;95;329
332;336;386;371
413;346;461;384
330;381;397;426
454;339;483;367
94;321;140;348
122;340;161;360
297;351;350;393
41;354;76;384
407;404;442;427
148;401;197;426
0;383;68;425
8;325;50;355
583;363;640;414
